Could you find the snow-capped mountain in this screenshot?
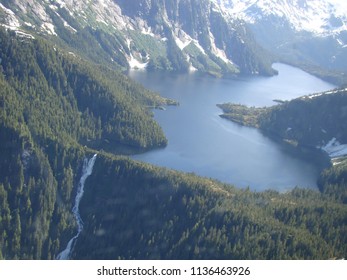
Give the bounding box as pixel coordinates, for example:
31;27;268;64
214;0;347;35
2;0;346;79
211;0;347;76
0;0;275;76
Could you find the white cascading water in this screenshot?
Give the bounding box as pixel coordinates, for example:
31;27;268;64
57;154;97;260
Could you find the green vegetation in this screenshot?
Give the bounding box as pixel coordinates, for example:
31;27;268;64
74;153;347;259
219;88;347;206
318;158;347;203
219;88;347;147
0;28;173;151
217;104;267;127
0;28;346;260
38;6;131;72
261;90;347;147
0;28;173;259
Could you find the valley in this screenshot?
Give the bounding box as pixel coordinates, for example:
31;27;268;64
0;0;346;260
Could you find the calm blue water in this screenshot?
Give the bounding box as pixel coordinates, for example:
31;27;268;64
130;64;335;191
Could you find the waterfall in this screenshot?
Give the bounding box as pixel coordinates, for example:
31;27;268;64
57;154;97;260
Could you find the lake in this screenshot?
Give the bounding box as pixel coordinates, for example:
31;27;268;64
130;64;335;191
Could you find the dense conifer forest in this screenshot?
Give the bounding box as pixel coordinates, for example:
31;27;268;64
219;89;347;204
0;28;346;260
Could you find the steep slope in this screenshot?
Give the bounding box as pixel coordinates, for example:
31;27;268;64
0;26;346;261
0;28;170;152
214;0;347;35
0;0;275;76
1;3;347;261
0;27;175;259
212;0;347;82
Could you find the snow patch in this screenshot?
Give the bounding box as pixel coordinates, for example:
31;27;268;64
126;38;148;69
173;28;193;50
63;20;77;33
304;87;346;99
192;39;206;55
49;4;58;11
55;0;67;8
141;25;156;37
189;64;198;72
337;38;344;46
42;22;57;36
128;54;148;70
99;0;108;8
321;138;347;158
307;93;325;99
125;38;132;50
212;0;347;36
96;18;109;26
185;54;198;72
0;3;21;30
24;22;34;28
14;30;35;39
209;30;232;64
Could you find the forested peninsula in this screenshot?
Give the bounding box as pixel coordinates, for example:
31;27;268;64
218;88;347;203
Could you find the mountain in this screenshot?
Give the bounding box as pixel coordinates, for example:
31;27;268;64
214;0;347;35
1;2;347;260
212;0;347;82
1;28;346;260
0;0;276;76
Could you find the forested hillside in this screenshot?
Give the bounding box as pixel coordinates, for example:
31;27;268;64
219;88;347;148
75;153;347;259
0;28;170;259
0;28;171;151
218;88;347;203
0;28;346;260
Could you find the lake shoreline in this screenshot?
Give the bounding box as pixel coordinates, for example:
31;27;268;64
130;63;335;191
